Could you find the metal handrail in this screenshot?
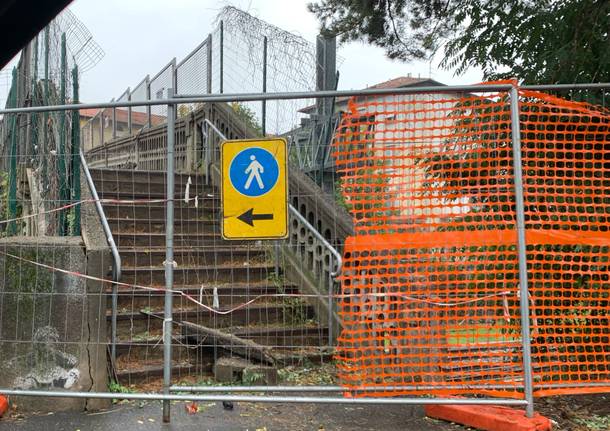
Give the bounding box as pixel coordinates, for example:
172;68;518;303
288;205;342;276
80;150;122;367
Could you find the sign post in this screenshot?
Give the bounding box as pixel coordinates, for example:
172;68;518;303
221;138;288;240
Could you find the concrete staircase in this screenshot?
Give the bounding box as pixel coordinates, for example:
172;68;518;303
91;168;328;386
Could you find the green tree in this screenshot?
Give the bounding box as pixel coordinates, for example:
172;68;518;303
308;0;610;85
230;102;262;135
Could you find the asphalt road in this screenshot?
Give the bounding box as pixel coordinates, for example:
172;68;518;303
1;400;466;431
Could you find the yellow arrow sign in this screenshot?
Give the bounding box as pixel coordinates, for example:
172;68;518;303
221;138;288;240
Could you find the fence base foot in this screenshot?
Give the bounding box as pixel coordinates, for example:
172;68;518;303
0;395;8;418
425;403;551;431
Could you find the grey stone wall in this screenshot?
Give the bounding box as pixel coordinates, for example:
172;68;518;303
0;234;109;412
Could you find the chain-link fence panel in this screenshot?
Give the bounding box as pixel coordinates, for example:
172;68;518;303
176;39;210;118
130;76;150;134
149;60;175;127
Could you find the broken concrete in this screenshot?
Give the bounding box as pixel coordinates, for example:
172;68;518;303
214;357;278;385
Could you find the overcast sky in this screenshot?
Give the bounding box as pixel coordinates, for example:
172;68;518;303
68;0;482;103
0;0;483;106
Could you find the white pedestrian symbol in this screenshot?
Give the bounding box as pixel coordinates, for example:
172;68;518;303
244;155;264;190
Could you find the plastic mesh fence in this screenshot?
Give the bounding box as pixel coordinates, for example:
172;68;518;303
332;86;610;398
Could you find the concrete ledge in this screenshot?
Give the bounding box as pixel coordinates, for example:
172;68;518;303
425;404;552;431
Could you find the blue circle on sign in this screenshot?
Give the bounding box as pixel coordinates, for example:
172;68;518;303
229;147;279;197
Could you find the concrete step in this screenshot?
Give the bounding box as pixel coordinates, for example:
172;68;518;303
233;325;329;348
89;168;203;186
108;281;297;309
183;324;329;349
109;218;220;234
114;334;192;362
113;232;249;247
94;180;214;197
109;303;315;336
98;190;216;201
120;263;275;285
118;246;266;266
102;203;217;220
272;348;333;367
115;360;207;386
101;196;218;209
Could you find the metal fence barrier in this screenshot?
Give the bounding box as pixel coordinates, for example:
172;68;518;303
0;82;608;426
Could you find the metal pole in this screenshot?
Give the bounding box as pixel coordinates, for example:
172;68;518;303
8;67;18;235
112;100;117;139
58;33;68;235
0;389;529;406
219;20;224;94
99;111;104;148
170;384;532;392
163;87;176;423
71;65;81;236
171;61;177;121
206;33;212;94
520;82;610;91
328;255;333;348
127;90;132;135
42;27;49;182
30;35;39;159
0;84;550;115
262;35;267;136
510;84;535;418
146;78;152;128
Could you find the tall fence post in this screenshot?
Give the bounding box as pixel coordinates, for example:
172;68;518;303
127;89;132;134
30;35;39;159
510;84;535;418
71;65;81;236
58;32;68;235
112;98;117;139
162;87;176;423
99;111;104;149
42;26;49;196
219;20;224;94
262;35;267;136
206;33;212;94
8;67;18;235
172;61;177;121
146;79;152;128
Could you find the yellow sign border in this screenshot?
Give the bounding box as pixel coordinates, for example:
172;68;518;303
220;138;289;240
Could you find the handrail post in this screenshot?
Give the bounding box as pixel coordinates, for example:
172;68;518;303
510;84;535;418
163;88;176;423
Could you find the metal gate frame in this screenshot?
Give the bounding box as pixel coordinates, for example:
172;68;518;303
1;82;609;423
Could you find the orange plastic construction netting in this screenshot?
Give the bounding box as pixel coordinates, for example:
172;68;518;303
332;84;610;398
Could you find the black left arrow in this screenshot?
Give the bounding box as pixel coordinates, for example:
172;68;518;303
237;208;274;226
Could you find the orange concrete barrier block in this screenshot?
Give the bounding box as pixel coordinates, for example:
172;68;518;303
425;404;552;431
0;395;8;418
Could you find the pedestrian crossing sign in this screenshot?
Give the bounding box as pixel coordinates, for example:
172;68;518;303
221;138;288;240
